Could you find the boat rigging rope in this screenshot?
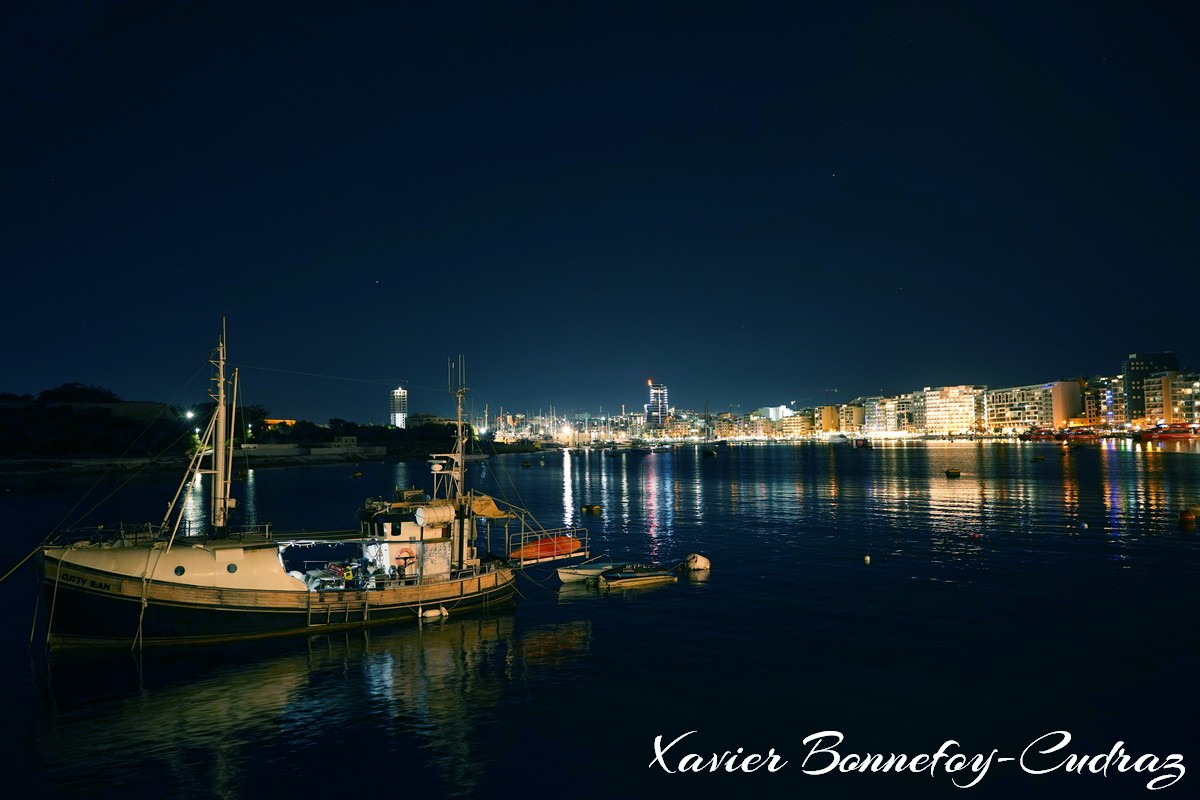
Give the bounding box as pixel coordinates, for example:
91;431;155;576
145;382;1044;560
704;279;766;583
1;546;41;584
481;439;548;532
514;566;560;594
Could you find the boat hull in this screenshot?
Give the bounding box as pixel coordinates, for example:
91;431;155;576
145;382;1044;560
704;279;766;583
39;552;516;649
599;573;678;588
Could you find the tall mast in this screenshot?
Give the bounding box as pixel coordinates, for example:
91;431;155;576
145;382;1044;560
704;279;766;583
432;356;469;501
450;356;467;499
210;321;232;536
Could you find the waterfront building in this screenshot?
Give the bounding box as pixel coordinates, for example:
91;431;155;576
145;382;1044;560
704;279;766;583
985;381;1081;433
389;386;408;429
1081;375;1125;428
861;396;900;434
777;412;813;438
896;393;919;434
839;403;865;433
817;405;840;432
713;412;746;439
750;405;793;421
1167;372;1200;425
1145;371;1200;425
645;380;669;430
741;416;774;439
1123;352;1179;424
901;392;924;433
921;385;987;436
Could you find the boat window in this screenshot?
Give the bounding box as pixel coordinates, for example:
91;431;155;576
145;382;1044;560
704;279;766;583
174;566;185;576
227;564;238;573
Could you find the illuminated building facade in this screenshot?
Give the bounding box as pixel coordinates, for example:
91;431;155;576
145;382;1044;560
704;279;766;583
1081;375;1124;427
921;386;987;435
1123;352;1178;422
389;386;408;429
777;412;813;438
985;381;1081;433
838;404;865;432
1145;371;1200;425
646;380;668;430
861;396;900;433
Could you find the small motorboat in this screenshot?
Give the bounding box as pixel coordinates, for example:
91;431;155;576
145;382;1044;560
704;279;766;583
944;468;961;478
596;563;678;589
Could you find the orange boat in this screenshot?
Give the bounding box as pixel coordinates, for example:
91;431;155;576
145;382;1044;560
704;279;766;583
508;534;583;560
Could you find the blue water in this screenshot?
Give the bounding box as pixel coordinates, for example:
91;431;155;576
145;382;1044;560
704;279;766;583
2;440;1198;799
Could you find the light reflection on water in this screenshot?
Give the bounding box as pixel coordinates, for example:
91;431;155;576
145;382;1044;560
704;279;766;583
30;615;593;799
492;439;1200;557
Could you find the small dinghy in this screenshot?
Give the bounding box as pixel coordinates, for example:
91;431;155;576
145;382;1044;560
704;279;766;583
557;555;630;583
596;563;678;589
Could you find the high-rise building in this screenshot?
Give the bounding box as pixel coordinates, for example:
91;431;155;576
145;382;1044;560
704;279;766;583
646;380;668;429
1123;352;1178;422
389;386;408;428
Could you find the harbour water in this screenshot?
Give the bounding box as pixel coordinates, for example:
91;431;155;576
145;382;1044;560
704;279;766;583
2;440;1198;799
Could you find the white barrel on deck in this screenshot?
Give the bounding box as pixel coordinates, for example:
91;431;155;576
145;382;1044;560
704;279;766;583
415;505;455;526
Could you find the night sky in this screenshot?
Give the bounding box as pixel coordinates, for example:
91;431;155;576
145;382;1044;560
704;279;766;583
3;2;1196;424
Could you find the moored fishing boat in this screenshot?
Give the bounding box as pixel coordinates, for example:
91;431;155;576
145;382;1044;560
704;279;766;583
35;324;586;650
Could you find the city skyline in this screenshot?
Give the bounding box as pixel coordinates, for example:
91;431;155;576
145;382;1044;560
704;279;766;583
3;4;1196;423
486;350;1192;428
5;345;1192;431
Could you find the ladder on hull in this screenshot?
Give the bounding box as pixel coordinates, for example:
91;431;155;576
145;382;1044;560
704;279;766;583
307;591;370;627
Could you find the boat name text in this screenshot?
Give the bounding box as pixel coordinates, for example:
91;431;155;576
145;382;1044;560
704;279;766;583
59;572;113;592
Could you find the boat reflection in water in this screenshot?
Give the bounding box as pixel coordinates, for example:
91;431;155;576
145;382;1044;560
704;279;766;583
32;613;592;798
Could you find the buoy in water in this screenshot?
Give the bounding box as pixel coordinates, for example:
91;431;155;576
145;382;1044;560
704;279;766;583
684;553;711;571
864;555;871;565
421;606;449;619
1079;522;1088;531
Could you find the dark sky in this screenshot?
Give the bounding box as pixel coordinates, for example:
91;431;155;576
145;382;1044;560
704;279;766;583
3;2;1197;424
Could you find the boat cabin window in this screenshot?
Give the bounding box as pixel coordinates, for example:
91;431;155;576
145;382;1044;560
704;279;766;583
174;566;185;576
226;564;238;573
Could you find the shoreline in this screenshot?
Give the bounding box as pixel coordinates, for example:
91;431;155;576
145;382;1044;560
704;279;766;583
0;452;391;478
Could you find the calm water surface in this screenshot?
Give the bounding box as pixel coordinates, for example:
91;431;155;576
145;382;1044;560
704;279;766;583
2;440;1198;799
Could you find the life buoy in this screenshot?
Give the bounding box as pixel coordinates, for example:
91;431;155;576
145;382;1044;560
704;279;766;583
396;547;415;562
